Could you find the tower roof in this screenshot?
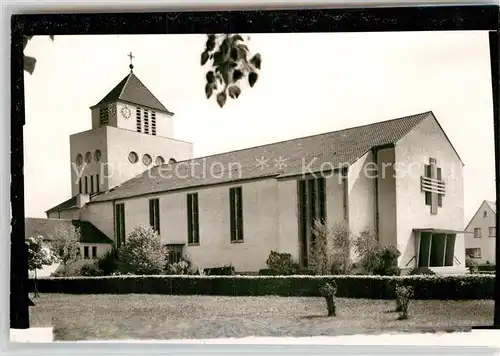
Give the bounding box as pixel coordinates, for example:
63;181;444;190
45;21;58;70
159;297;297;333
91;72;173;115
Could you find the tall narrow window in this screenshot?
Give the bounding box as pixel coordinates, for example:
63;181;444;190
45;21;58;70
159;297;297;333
149;198;160;234
229;187;243;242
297;177;326;267
187;193;199;244
99;107;109;126
96;174;100;193
90;175;94;194
151;111;156;135
115;203;126;248
144;110;149;134
79;177;82;194
474;228;482;238
92;246;97;259
84;176;88;194
136;107;141;132
84;246;89;259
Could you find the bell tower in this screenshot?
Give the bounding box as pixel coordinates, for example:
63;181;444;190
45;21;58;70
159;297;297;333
68;55;193;197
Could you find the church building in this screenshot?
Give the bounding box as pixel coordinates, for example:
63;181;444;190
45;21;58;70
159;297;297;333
37;63;469;275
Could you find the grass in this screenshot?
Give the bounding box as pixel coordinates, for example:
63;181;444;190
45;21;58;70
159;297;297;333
29;293;494;341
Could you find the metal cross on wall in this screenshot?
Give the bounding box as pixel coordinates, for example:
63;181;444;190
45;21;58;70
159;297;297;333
420;157;446;214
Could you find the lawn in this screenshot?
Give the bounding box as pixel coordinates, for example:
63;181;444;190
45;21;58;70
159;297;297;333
29;293;494;341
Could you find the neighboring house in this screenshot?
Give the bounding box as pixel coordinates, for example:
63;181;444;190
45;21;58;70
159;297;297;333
465;200;497;265
25;217;113;276
43;64;470;275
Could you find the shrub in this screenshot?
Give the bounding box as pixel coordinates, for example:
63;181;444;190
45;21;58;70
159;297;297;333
353;229;400;276
408;267;436;275
395;285;414;320
117;225;168;275
319;281;338;316
96;249;119;276
166;258;194;275
28;274;495;300
466;257;479;274
266;251;300;275
79;263;104;277
310;220;352;275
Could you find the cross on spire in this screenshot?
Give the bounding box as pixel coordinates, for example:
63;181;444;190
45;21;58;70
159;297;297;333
128;52;135;72
420;157;446;214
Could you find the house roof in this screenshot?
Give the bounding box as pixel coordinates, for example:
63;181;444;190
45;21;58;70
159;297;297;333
485;200;496;214
45;196;78;214
25;218;113;244
465;200;497;230
91;111;438;203
90;72;173;114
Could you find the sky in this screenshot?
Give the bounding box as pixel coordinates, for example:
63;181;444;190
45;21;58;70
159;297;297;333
23;31;494;222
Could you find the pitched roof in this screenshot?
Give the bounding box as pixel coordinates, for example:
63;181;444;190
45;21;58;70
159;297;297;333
465;200;497;229
91;111;435;203
91;72;173;114
45;196;78;214
25;218;113;244
485;200;496;214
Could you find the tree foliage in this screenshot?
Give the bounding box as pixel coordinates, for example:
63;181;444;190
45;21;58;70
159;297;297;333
117;225;167;275
310;220;353;275
27;235;54;271
23;35;54;75
49;224;81;276
201;34;262;108
353;229;401;276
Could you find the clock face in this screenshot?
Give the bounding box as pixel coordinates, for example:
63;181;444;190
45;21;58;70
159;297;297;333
120;106;132;120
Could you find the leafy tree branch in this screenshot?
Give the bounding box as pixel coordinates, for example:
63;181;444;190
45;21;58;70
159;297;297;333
201;34;262;108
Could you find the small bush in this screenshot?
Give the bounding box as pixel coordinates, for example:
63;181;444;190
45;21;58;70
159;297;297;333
266;251;300;275
408;267;436;275
166;258;194;275
466;257;479;273
96;249;119;276
319;281;338;316
118;225;167;275
395;285;414;320
79;263;104;277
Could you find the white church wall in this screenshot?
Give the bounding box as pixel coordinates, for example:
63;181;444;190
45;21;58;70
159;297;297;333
376;147;398;248
70;127;109;196
348;151;376;240
114;178;280;272
395;115;465;268
80;201;115;241
105;126;193;191
465;201;496;264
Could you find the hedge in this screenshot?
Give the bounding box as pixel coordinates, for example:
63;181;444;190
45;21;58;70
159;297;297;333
28;274;495;300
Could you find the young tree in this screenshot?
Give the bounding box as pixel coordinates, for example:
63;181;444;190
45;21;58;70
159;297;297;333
201;34;262;108
27;235;54;297
310;219;352;275
49;224;81;276
117;225;168;275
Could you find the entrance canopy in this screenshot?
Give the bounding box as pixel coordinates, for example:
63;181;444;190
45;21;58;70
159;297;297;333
413;228;472;234
413;228;468;268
